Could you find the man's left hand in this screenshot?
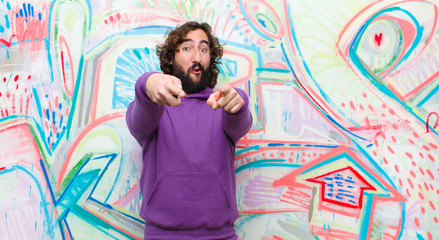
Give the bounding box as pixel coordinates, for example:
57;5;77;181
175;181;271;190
206;85;245;114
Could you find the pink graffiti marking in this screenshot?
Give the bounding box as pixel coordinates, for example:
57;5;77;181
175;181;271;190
1;3;50;50
58;35;75;96
426;112;438;133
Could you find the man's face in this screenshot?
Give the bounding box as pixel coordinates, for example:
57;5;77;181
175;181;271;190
171;29;211;93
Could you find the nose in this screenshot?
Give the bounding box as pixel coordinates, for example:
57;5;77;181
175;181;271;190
192;49;201;63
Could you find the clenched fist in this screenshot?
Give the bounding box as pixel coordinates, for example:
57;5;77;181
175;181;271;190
146;73;186;107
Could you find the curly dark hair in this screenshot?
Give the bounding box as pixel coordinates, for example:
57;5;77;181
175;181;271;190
156;21;223;88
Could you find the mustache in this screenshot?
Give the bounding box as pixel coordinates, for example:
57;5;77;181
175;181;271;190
189;63;205;72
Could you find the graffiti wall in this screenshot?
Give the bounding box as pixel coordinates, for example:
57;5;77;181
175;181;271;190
0;0;438;239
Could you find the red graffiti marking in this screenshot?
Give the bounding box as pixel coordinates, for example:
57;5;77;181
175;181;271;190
59;36;75;96
430;201;436;210
374;33;383;47
407;178;414;189
414;217;420;228
0;74;34;117
426;112;439;133
0;167;5;171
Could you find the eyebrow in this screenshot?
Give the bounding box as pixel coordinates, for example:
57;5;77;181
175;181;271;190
181;38;209;45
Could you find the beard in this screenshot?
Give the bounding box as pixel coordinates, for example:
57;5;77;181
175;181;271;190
171;62;211;94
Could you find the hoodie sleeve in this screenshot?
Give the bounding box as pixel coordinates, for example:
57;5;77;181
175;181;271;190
126;72;164;147
222;88;253;144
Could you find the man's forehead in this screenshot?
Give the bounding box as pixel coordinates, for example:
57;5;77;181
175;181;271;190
180;29;209;44
181;38;209;45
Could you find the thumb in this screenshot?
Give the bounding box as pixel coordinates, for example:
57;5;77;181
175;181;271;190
171;77;185;97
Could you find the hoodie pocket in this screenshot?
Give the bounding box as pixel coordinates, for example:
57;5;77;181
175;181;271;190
145;172;232;230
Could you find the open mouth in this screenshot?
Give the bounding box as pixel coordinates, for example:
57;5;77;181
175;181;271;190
190;64;203;74
192;67;201;74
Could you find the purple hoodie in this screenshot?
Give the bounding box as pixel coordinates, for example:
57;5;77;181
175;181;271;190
126;72;252;239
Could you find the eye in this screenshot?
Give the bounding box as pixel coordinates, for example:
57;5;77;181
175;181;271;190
200;47;208;53
337;1;438;118
182;46;191;51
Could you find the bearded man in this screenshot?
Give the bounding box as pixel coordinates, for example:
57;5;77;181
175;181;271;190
126;21;252;240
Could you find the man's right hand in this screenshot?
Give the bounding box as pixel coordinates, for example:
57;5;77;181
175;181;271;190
146;73;186;107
